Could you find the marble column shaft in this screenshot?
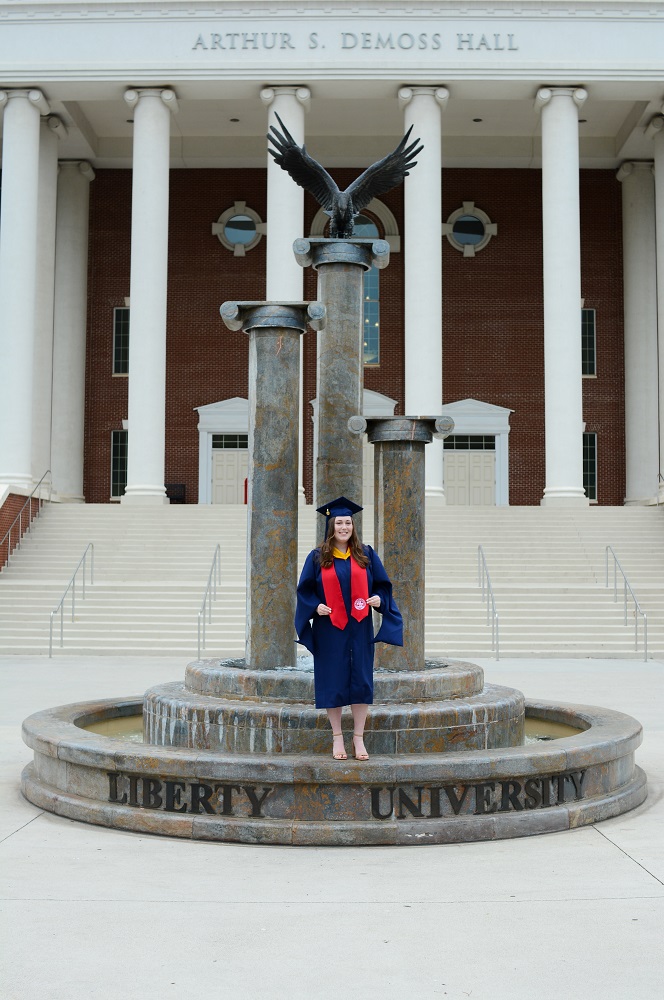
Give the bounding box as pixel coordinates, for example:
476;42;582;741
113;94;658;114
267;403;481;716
123;88;177;505
349;415;453;670
537;87;589;507
220;301;324;670
295;238;390;543
0;89;47;489
51;162;95;501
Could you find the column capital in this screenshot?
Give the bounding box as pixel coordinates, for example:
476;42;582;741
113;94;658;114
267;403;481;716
43;115;68;140
645;114;664;140
535;87;587;112
0;89;50;114
220;300;325;334
293;237;390;271
617;160;654;183
260;86;311;111
398;86;449;111
124;88;179;114
348;415;454;443
58;160;96;182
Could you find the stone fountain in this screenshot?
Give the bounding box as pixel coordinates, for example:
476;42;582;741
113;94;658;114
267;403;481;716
21;131;646;845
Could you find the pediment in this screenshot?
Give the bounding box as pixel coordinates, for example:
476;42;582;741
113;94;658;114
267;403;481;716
440;398;513;435
195;397;248;432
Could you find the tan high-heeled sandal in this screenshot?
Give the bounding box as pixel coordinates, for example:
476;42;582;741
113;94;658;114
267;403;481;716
332;732;347;760
352;733;369;761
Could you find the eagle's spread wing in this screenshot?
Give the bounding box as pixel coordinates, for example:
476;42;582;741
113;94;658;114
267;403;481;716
345;127;423;213
267;114;340;210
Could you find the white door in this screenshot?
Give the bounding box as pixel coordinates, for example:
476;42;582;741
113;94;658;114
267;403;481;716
212;450;249;504
444;453;495;506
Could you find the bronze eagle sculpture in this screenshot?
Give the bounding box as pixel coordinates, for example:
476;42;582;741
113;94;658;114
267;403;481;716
267;114;423;239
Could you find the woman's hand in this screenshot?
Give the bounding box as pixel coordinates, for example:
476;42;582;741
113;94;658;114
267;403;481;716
367;595;381;609
316;603;332;616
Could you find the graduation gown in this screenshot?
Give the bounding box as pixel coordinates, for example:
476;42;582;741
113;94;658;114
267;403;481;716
295;545;403;709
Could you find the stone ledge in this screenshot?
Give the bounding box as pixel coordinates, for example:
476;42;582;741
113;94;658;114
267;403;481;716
184;657;484;703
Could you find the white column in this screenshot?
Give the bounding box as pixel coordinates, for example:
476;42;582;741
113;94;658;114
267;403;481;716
648;113;664;503
51;161;95;502
537;87;589;507
32;116;65;483
122;88;178;505
399;86;449;500
0;89;49;490
617;160;659;504
260;86;310;503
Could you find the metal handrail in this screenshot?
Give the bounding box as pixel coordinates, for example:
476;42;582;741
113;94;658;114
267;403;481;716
1;470;52;568
605;546;648;661
197;544;222;658
49;543;94;657
477;546;500;660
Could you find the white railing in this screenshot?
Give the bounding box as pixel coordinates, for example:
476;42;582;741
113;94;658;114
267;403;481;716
605;546;648;661
1;470;52;569
197;544;222;659
49;543;94;657
477;545;500;659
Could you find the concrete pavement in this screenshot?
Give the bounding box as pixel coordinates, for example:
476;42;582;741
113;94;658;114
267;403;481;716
1;654;662;1000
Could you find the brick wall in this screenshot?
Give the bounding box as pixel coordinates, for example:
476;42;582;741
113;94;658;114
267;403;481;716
84;166;624;506
0;495;41;569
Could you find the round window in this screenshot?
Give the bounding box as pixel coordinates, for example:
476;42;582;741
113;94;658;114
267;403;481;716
444;203;496;257
452;215;485;246
224;214;257;246
212;203;264;255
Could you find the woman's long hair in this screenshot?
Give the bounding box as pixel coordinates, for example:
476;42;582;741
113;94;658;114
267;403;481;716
319;518;369;569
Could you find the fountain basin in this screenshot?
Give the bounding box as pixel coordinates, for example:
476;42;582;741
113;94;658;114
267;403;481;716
22;697;646;846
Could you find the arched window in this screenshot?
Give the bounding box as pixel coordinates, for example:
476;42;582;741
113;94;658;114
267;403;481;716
354;214;381;366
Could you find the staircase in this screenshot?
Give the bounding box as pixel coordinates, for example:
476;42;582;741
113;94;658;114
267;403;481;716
425;506;664;657
0;502;662;657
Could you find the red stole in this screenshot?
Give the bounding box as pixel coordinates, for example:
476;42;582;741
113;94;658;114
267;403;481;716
321;556;370;630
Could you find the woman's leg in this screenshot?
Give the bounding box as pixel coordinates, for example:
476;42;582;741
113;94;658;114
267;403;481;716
326;706;346;759
350;703;369;759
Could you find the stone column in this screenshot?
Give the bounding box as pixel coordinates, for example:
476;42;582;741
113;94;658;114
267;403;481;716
617;161;658;504
261;86;310;504
349;415;453;670
295;238;390;542
122;88;178;505
398;86;449;501
51;161;95;502
32;116;66;483
537;87;589;506
0;89;49;490
648;113;664;503
220;301;325;670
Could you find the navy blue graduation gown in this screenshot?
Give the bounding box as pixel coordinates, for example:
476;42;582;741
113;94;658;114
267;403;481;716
295;545;403;709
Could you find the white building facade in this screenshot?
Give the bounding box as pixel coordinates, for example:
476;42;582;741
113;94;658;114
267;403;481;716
1;0;663;509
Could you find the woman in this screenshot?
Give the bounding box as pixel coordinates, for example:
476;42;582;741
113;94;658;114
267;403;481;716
295;496;403;761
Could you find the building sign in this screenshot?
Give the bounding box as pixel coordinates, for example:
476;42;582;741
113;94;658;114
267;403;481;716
191;28;519;55
0;7;661;79
108;769;587;819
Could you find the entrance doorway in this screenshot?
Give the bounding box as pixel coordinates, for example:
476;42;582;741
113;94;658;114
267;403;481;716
211;434;248;504
439;399;513;506
444;445;496;506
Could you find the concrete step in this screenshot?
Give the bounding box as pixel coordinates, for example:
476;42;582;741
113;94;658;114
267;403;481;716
1;501;662;657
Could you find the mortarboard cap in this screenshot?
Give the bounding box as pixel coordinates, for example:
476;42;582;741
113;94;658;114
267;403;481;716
316;495;363;530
